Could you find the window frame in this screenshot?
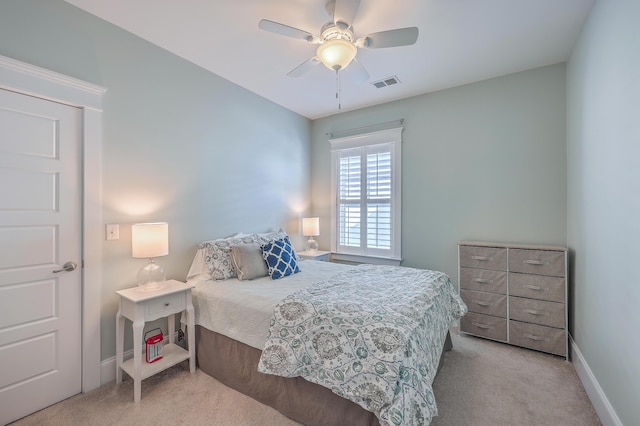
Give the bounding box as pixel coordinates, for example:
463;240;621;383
329;127;402;264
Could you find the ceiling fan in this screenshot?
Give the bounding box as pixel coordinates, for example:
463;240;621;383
258;0;419;82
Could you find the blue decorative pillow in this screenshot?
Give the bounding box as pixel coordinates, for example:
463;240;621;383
261;236;300;280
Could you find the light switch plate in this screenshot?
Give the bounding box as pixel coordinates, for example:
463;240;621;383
106;224;119;240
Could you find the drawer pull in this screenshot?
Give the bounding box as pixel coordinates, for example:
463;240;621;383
472;322;492;330
471;256;491;261
164;302;170;307
524;284;543;291
523;259;546;265
472;300;491;307
524;333;549;342
523;308;544;316
473;278;490;283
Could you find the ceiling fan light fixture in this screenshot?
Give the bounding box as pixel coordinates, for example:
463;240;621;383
316;38;357;71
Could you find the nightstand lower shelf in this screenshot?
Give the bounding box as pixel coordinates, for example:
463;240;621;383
120;343;190;381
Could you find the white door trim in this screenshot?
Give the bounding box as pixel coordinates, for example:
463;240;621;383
0;55;105;392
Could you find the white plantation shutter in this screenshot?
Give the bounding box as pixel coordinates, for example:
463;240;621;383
366;147;391;252
338;152;361;248
330;127;402;261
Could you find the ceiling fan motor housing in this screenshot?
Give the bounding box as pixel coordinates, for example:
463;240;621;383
320;22;354;42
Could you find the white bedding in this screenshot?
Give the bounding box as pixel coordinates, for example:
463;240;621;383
188;260;353;350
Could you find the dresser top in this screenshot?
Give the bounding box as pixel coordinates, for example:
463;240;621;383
458;241;567;252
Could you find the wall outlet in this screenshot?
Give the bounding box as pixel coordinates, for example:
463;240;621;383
106;224;119;240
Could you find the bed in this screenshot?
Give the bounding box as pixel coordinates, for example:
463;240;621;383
185;231;467;426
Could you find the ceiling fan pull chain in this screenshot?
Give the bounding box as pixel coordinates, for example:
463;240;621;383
336;70;341;110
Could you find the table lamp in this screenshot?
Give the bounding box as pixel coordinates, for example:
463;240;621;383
302;217;320;253
132;222;168;290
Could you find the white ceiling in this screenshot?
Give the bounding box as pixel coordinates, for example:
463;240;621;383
64;0;594;119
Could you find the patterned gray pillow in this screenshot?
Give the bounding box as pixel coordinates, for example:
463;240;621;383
199;235;258;280
254;228;288;245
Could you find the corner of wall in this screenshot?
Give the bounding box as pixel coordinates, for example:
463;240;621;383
569;334;622;426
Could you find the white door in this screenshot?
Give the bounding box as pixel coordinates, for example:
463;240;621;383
0;88;82;424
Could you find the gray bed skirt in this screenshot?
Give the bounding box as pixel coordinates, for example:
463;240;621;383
195;325;453;426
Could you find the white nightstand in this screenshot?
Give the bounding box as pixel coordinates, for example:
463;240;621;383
297;250;331;262
115;280;196;402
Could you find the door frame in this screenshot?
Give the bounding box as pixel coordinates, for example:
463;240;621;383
0;55;105;393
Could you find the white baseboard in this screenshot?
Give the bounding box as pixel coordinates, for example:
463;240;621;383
100;333;184;386
100;354;120;385
570;334;622;426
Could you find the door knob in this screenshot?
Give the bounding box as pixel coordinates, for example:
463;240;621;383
53;261;78;273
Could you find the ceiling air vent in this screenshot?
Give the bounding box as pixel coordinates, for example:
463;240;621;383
372;76;400;89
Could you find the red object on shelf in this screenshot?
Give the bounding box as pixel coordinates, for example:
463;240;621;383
145;328;163;363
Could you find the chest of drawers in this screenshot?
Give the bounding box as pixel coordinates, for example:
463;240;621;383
458;241;568;359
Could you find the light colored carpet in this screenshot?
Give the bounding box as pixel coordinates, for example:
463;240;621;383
11;330;601;426
430;331;600;426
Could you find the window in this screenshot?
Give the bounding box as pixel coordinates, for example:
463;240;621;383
329;127;402;263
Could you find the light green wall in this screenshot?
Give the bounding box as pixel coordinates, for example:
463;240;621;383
567;0;640;424
0;0;311;360
311;64;567;281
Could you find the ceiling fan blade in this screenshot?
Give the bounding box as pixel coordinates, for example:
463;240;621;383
287;57;322;78
259;19;317;43
347;58;369;83
359;27;419;49
333;0;361;27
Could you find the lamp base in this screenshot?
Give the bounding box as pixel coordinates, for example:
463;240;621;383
137;259;166;291
305;237;319;253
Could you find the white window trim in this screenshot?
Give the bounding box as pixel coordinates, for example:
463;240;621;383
329;127;402;264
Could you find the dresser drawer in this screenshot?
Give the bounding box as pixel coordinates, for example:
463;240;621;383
460;268;507;294
459;246;507;271
461;312;507;341
509;273;565;302
461;290;507;317
509;296;565;329
508;249;565;277
509;320;566;356
145;292;185;320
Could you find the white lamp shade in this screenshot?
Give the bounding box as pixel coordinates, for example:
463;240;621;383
316;39;357;71
302;217;320;237
132;222;169;258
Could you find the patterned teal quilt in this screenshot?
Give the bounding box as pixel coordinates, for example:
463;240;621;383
257;264;467;425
